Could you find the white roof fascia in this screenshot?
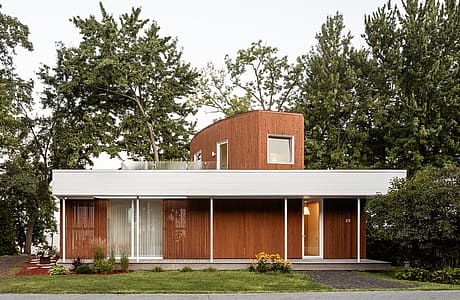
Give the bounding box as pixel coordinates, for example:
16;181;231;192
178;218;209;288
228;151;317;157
51;169;406;199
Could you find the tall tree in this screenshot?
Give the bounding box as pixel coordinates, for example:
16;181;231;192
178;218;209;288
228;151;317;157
40;3;199;164
0;5;56;255
195;40;297;117
364;0;460;173
294;13;375;169
0;4;33;153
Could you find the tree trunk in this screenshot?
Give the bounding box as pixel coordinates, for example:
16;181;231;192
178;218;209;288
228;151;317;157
25;218;36;255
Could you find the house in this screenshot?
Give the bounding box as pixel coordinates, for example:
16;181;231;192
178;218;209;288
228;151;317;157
52;111;406;269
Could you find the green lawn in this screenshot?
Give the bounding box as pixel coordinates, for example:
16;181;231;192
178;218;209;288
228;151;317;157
0;270;330;294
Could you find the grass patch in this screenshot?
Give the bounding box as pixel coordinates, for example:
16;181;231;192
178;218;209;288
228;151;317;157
359;269;460;290
0;270;330;294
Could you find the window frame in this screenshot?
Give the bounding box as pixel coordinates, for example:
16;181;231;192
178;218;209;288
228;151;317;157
267;134;294;165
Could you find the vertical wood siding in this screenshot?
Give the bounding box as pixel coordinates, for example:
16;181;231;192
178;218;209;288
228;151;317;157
288;199;302;258
213;199;285;258
190;111;304;170
163;200;210;258
323;199;366;259
65;200;107;259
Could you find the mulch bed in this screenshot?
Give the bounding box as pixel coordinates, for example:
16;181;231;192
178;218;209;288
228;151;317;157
14;256;57;276
303;270;414;289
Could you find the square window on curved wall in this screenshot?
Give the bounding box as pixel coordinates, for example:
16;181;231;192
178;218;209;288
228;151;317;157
268;135;294;164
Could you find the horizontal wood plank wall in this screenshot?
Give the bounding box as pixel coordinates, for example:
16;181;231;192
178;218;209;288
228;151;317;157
163;200;210;259
324;199;366;259
190;111;304;170
213;199;284;258
288;199;302;258
65;200;107;259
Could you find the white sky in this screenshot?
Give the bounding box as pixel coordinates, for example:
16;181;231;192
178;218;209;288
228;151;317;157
1;0;396;168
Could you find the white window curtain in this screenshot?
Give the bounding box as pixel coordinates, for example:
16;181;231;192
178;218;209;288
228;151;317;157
107;200;132;256
139;200;162;257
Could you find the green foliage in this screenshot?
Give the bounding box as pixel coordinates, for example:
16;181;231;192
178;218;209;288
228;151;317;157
75;264;94;274
92;242;105;262
39;3;199;164
293;13;375;169
366;165;460;268
91;239;114;273
48;265;69;276
93;259;115;274
179;266;193;272
0;5;33;153
0;157;56;254
151;266;164;272
397;267;460;284
194;40;297;117
120;249;129;273
0;199;17;254
363;0;460;173
108;249;115;268
249;252;291;273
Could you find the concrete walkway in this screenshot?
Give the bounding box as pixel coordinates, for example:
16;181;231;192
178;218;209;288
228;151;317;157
0;291;459;300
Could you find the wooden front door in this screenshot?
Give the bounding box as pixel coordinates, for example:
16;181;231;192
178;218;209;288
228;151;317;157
323;199;356;259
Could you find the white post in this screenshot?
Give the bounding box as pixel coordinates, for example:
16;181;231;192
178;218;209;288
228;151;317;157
131;199;135;258
136;197;140;262
284;197;288;261
357;197;361;263
62;198;66;263
210;197;214;263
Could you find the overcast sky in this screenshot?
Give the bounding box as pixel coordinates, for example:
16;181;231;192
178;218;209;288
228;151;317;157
1;0;398;168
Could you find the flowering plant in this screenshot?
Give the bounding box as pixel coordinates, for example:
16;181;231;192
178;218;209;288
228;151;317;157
248;252;291;273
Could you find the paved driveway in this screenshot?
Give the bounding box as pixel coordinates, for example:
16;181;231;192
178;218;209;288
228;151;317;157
0;291;459;300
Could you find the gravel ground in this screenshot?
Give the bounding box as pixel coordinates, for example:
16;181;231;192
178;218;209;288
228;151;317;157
0;256;29;277
303;271;414;289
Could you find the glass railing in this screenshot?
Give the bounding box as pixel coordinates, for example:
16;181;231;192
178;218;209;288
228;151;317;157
120;161;219;170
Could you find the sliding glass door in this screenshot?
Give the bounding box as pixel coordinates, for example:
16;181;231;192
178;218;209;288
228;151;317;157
107;199;162;258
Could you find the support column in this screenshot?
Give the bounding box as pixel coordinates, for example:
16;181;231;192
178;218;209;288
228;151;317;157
62;198;66;263
131;199;135;258
210;197;214;263
357;197;361;263
136;196;139;262
284;197;288;261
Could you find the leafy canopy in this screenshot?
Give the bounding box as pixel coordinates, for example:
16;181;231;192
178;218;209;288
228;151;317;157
40;3;199;165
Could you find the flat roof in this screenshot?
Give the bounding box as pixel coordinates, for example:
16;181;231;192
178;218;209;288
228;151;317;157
52;169;406;199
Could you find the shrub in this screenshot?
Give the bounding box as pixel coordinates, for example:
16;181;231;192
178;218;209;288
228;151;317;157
108;248;116;268
203;266;217;272
180;266;193;272
71;257;82;271
151;266;164;272
93;259;115;273
48;265;69;276
75;264;94;274
397;267;460;284
120;249;129;272
397;267;431;282
249;252;291;273
430;268;460;284
91;239;105;262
